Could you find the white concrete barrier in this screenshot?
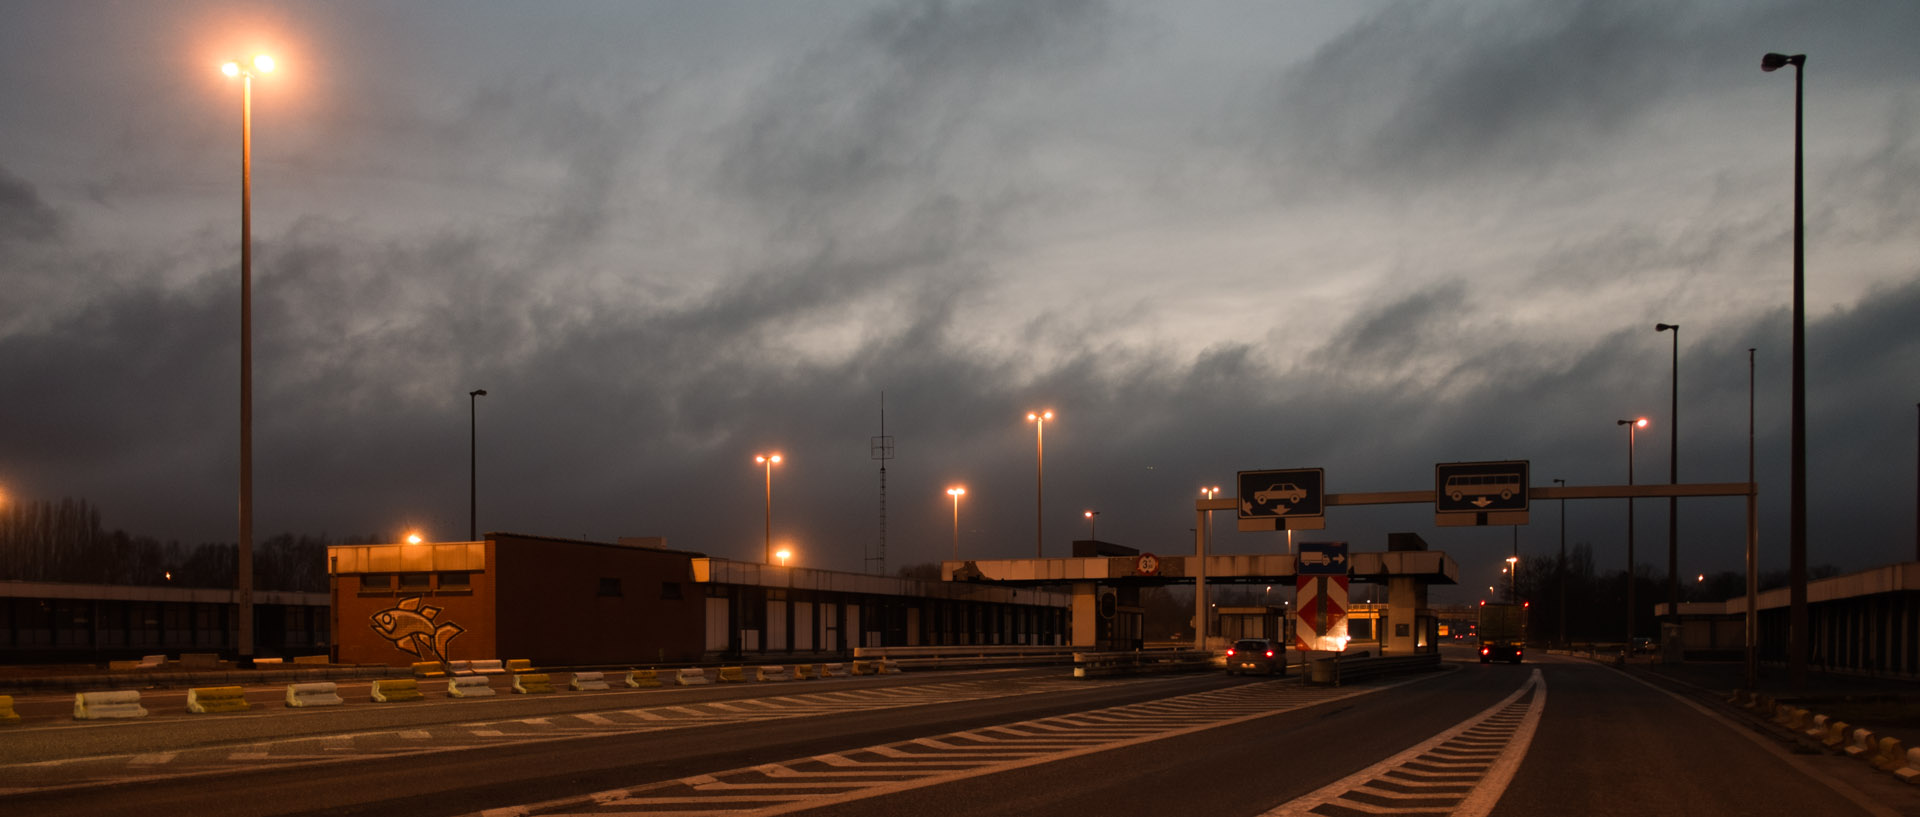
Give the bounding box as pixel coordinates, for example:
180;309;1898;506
448;675;496;697
1804;713;1830;739
1846;728;1877;758
469;659;506;674
756;666;791;682
75;690;148;720
284;682;344;708
819;663;842;678
674;668;711;686
1895;747;1920;784
569;671;610;691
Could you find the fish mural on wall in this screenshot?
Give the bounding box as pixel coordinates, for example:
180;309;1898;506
371;596;464;663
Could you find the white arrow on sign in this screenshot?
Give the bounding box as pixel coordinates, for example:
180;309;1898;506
1471;496;1494;508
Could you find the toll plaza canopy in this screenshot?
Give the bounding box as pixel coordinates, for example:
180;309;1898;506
942;550;1458;586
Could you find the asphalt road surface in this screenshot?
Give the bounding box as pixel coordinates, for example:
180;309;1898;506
4;650;1916;817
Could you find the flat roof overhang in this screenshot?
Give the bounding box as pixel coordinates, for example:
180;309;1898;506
943;550;1456;587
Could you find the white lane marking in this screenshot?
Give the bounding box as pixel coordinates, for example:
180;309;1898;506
1261;668;1544;817
128;753;176;766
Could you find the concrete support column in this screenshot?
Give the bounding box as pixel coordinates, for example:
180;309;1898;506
1385;576;1428;655
1071;583;1098;648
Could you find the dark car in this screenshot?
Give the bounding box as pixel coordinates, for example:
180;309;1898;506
1225;638;1285;676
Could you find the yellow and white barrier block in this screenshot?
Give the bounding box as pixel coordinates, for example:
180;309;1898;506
569;671;610;691
850;660;874;676
819;663;842;678
793;664;814;680
674;668;711;686
505;659;534;673
0;695;20;724
716;666;745;683
284;682;344;708
75;690;148;720
627;669;661;688
187;686;251;714
512;673;557;694
372;678;423;702
756;666;790;682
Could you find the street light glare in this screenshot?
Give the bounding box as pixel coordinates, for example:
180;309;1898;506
1027;410;1053;421
222;61;240;77
253;55;275;73
1637;418;1649;428
948;487;965;497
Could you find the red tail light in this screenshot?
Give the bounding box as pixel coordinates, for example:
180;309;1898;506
1480;647;1490;655
1225;648;1235;657
1264;650;1275;658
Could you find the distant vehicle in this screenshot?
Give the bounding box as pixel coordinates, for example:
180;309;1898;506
1445;473;1522;502
1254;483;1307;504
1225;638;1286;676
1478;601;1527;664
1631;637;1655;654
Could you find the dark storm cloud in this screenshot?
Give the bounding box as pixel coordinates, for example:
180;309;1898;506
0;165;64;245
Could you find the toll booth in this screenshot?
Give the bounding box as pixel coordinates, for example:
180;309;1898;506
1072;540;1143;650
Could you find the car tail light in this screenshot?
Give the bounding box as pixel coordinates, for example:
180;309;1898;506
1225;648;1235;657
1264;650;1275;658
1480;647;1490;655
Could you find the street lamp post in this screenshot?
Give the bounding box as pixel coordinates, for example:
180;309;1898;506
1200;485;1220;561
947;487;966;560
1084;510;1099;541
756;453;782;563
1762;50;1809;689
469;389;486;541
1507;555;1519;603
223;53;274;664
1027;410;1053;557
1553;477;1567;647
1656;323;1680;630
1619;417;1648;649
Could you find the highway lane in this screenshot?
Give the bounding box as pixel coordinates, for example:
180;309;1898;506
7;655;1918;817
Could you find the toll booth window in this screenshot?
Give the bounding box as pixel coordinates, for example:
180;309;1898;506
398;573;432;592
437;572;472;592
360;573;393;594
660;582;682;600
598;578;623;597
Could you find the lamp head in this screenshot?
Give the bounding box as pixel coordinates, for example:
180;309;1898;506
1655;323;1677;332
470;389;487;397
1761;53;1803;72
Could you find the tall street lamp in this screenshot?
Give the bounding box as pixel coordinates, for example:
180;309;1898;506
1761;50;1809;688
1083;510;1099;540
756;453;782;563
1026;410;1053;557
1656;322;1680;629
223;53;274;664
1200;485;1220;560
1507;555;1519;603
947;486;966;560
469;389;486;541
1553;477;1567;646
1619;417;1648;648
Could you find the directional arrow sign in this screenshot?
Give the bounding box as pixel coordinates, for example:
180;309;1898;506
1237;468;1325;520
1434;460;1530;515
1296;541;1349;576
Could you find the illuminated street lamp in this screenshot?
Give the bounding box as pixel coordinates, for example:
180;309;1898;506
775;548;792;567
1506;555;1519;603
1083;510;1099;540
1553;477;1567;646
756;453;782;563
947;487;966;560
1619;417;1648;648
1761;50;1809;688
1026;410;1053;557
1200;485;1221;563
222;52;274;665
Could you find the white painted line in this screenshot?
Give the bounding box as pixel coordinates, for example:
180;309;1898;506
128;753;176;766
1261;669;1543;817
398;730;431;739
573;714;612;725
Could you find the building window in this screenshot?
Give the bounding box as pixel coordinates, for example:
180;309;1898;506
437;572;472;592
598;578;623;597
398;573;432;592
661;582;682;600
360;574;393;594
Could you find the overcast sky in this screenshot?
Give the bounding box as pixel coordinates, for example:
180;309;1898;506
2;1;1916;602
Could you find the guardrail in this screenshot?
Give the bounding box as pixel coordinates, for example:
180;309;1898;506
853;645;1079;671
1306;652;1441;686
1073;650;1215;678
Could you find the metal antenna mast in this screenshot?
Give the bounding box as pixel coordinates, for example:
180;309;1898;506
868;392;894;575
